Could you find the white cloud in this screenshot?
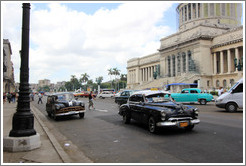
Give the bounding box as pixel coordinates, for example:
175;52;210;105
2;1;175;84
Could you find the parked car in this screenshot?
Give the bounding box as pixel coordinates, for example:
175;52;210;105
74;91;97;98
46;92;86;120
115;90;138;105
119;90;200;133
170;88;214;105
98;91;114;98
216;78;243;112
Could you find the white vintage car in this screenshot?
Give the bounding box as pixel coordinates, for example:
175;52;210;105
98;91;115;98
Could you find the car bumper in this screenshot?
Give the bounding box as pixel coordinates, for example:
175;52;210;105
215;103;226;108
156;118;200;128
56;110;86;116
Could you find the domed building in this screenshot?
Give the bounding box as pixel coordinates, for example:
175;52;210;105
127;3;243;92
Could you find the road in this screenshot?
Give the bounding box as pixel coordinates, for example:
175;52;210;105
33;95;243;163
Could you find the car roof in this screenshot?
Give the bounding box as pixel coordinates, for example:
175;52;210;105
182;88;201;91
132;90;170;96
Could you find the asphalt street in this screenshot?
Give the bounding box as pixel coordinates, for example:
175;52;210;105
33;95;243;163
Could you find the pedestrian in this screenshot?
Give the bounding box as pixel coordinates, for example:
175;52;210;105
88;91;96;110
3;93;6;104
11;92;16;103
218;87;224;96
7;92;12;103
38;93;43;104
30;93;34;101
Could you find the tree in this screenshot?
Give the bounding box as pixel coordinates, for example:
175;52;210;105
96;76;103;85
108;68;113;88
70;75;77;91
80;73;90;91
120;74;127;81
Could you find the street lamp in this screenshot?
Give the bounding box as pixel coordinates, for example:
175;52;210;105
4;3;40;152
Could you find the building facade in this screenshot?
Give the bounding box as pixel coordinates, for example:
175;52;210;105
127;3;243;92
3;39;15;93
38;79;51;88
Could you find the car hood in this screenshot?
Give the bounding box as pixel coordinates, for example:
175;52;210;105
57;100;83;107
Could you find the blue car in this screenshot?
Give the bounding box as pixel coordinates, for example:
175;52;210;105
170;88;214;105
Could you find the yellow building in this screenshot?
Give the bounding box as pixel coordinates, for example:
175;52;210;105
127;3;243;92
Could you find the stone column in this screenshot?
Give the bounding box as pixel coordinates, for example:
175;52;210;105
227;49;231;73
220;51;224;74
213;52;217;74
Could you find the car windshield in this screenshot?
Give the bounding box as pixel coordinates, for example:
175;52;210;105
145;93;171;103
57;93;74;101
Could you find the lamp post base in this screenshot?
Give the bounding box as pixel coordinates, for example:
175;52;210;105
3;133;41;152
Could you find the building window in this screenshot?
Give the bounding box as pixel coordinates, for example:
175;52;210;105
185;5;187;21
223;80;227;87
210;3;214;16
204;4;208;17
182;53;186;72
230;79;234;87
172;55;176;77
168;56;171;77
221;3;225;16
192;4;196;18
198;3;201;18
177;54;181;73
216;80;220;87
188;51;196;71
207;80;210;87
188;4;191;20
216;3;220;16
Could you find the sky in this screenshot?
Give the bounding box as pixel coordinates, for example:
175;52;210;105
6;1;244;85
2;1;179;84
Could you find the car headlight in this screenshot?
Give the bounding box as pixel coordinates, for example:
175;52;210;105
161;112;166;117
216;99;223;103
55;105;60;110
80;102;85;107
194;108;199;116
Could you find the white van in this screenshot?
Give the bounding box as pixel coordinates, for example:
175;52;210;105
215;78;243;112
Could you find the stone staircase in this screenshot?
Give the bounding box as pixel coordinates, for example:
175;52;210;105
132;72;199;90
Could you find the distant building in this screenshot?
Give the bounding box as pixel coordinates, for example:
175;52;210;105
127;3;243;92
3;39;15;93
38;79;51;87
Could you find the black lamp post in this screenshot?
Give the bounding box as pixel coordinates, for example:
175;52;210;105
9;3;36;137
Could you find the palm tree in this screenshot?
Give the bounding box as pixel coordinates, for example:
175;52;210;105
112;68;120;91
70;75;77;91
80;73;90;91
108;68;113;88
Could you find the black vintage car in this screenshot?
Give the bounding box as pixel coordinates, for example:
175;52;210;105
46;92;86;120
115;90;138;106
119;90;200;133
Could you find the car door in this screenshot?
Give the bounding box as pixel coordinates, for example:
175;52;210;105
230;83;243;109
179;89;190;102
190;90;199;102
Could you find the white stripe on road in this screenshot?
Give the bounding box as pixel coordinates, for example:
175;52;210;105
95;109;108;112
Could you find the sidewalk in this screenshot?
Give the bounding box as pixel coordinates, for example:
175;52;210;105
2;102;93;163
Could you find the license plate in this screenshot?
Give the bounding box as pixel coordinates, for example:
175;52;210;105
179;122;188;127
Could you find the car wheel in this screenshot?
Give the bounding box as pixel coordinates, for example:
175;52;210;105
79;113;85;118
199;99;207;105
226;103;237;112
123;112;131;124
185;125;194;131
48;112;52;117
148;116;158;133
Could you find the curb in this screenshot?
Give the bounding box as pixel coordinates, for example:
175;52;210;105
31;104;72;163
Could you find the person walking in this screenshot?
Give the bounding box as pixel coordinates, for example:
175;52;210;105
7;92;12;103
11;92;16;103
88;91;96;110
38;93;43;104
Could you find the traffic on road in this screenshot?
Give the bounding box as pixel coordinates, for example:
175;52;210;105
32;89;243;163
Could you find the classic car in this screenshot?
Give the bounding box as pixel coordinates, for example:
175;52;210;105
119;90;200;133
98;91;115;98
115;90;138;105
74;91;97;98
170;88;214;105
46;92;86;120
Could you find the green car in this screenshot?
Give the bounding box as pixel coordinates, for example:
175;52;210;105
170;88;214;105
